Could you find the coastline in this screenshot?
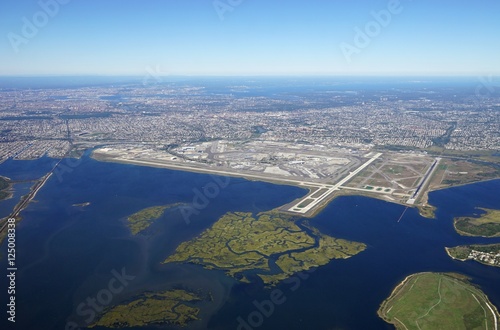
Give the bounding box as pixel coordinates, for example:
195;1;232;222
92;152;417;218
446;245;500;268
426;177;500;194
453;225;500;238
91;151;500;220
92;152;309;189
377;273;418;323
0;172;53;246
452;208;500;238
445;247;467;261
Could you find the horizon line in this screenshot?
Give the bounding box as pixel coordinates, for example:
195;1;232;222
0;74;498;78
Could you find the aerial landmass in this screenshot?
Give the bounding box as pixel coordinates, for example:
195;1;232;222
454;208;500;237
378;272;500;330
126;203;182;235
163;211;366;285
89;289;204;328
0;80;498;328
1;83;499;161
1;82;499;244
447;208;500;268
93;143;499;219
446;244;500;268
1;0;499;328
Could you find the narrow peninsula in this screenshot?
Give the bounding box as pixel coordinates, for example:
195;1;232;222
446;244;500;268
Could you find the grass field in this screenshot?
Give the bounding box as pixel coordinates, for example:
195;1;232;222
378;272;499;330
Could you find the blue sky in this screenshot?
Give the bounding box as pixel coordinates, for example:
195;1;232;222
1;0;499;76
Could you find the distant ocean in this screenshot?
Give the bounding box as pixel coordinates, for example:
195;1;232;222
0;75;487;91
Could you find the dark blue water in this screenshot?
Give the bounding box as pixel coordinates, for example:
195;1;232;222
1;156;499;330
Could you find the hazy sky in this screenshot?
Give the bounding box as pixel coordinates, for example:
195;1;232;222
1;0;499;76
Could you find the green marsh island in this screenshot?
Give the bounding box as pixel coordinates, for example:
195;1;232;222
127;203;182;235
446;244;500;268
90;289;203;328
378;272;500;330
163;211;366;285
454;208;500;237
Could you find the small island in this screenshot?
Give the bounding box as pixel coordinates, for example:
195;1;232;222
90;289;203;328
72;202;91;207
454;208;500;237
163;211;366;285
127;203;182;235
446;244;500;268
378;272;500;330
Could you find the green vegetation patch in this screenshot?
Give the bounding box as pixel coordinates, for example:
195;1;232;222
266;228;366;285
90;289;202;328
127;203;181;235
163;211;366;285
378;272;500;330
418;204;437;219
446;243;500;268
454;208;500;237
